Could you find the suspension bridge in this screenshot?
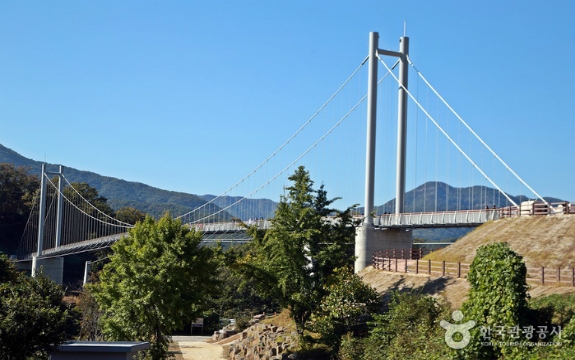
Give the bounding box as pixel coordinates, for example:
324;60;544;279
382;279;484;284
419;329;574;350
14;32;572;282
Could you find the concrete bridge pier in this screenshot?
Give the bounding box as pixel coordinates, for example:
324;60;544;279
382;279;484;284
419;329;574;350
14;258;32;274
355;223;413;272
32;256;64;285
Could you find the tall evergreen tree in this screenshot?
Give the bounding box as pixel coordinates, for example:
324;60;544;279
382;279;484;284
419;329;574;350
239;166;359;334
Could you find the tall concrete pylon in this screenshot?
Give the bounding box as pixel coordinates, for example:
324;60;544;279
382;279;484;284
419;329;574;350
32;164;65;284
355;32;413;272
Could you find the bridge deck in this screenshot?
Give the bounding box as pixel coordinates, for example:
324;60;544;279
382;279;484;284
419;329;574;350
21;211;498;260
372;209;498;228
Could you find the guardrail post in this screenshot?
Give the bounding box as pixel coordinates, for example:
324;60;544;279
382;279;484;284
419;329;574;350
457;262;461;278
541;267;545;285
428;260;431;275
394;258;398;272
404;258;408;273
442;261;446;276
415;259;419;274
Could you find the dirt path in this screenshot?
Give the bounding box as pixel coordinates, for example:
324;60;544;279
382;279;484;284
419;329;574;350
172;336;226;360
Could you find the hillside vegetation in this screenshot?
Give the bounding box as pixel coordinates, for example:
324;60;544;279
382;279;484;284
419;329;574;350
0;144;229;219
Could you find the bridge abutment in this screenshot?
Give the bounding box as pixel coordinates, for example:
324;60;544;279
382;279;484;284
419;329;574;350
355;224;413;272
32;256;64;285
14;258;32;274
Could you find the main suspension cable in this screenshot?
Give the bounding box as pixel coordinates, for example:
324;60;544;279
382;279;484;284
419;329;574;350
407;56;546;205
378;55;518;207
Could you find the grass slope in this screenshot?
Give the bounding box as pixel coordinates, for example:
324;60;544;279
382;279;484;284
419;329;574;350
425;215;575;269
361;215;575;309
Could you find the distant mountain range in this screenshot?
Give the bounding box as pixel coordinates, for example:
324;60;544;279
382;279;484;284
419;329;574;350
373;181;563;214
1;143;566;242
0;144;249;220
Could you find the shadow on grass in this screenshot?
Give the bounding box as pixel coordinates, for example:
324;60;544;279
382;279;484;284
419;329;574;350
379;276;451;310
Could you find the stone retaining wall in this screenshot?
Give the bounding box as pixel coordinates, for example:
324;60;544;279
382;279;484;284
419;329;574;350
227;323;298;360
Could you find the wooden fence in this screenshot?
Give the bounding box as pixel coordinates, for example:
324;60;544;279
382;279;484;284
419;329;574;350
372;250;575;286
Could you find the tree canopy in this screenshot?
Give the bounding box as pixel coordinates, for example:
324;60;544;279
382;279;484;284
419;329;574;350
239;166;358;334
115;206;146;225
63;181;116;218
91;214;220;359
0;163;40;254
0;254;76;359
310;266;379;352
461;242;530;359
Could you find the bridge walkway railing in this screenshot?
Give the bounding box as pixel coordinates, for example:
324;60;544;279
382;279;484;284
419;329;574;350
372;209;498;228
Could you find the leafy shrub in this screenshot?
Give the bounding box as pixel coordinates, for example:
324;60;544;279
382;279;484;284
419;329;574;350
460;242;530;359
338;332;365;360
362;291;452;360
530;292;575;328
309;267;379;353
0;255;78;359
202;310;221;334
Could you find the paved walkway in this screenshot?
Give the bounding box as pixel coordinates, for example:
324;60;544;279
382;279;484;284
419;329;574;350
172;336;226;360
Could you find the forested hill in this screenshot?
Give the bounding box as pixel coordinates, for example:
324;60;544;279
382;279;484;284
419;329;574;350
0;144;211;218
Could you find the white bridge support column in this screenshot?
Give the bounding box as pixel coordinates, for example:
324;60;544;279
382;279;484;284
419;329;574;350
32;256;64;285
395;37;409;214
355;227;413;272
32;164;65;284
355;32;412;272
356;31;380;272
15;259;32;273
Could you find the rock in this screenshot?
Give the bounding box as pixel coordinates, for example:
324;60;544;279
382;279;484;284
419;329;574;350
229;321;297;360
253;313;266;321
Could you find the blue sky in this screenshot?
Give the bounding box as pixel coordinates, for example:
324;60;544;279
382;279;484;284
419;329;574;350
1;1;574;208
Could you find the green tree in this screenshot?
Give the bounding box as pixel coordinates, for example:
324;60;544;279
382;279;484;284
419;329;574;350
310;266;379;353
115;206;146;225
0;164;40;254
63;181;115;217
460;242;530;359
0;254;77;359
209;244;280;329
362;291;451;360
77;285;104;341
518;294;575;359
91;214;220;359
239;166;358;335
62;182;116;240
